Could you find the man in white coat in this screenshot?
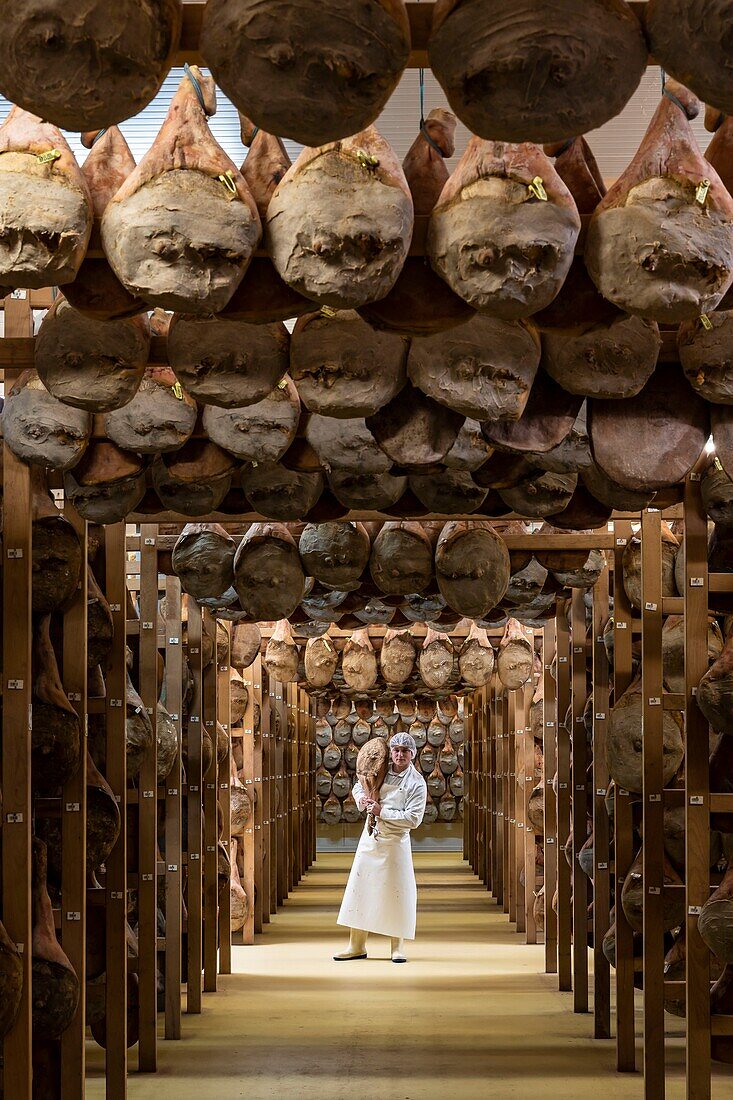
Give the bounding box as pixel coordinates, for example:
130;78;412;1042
334;731;428;964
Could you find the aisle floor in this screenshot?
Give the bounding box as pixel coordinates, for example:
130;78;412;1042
87;851;733;1100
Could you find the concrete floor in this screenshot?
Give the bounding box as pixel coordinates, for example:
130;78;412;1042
87;852;733;1100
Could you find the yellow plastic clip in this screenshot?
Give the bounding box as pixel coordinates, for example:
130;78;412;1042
251;461;258;469
356;149;379;171
696;178;711;206
172;382;184;400
218;170;237;194
528;176;548;201
37;149;62;166
700;313;713;330
715;456;724;472
320;305;337;318
277;378;289;390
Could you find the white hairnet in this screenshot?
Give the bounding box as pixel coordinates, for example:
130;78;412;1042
389;731;417;759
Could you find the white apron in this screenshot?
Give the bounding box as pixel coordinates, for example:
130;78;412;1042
337;769;422;940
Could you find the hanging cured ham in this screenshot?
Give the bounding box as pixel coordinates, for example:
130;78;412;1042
31;469;83;614
242;462;324;522
264;619;300;683
646;0;733;119
380;629;416;686
588;366;709;492
607;676;684;793
63;442;147;526
407;314;540;421
203;377;300;465
102;68;261;314
167;313;290;408
32;615;82;792
419;629;455;690
299;523;371;590
152;441;237;516
369;522;434;597
482;371;583;457
0;1;182;130
200;0;410;147
104;364;197;456
497;618;534;689
234;523;305;621
267;127;413;310
408;469;488;515
366;381;464;469
64;127;148;319
290;310;408;417
434;521;511;618
0;107;92;290
2;369;92;471
222;119;311;324
31;838;80;1038
35;296;150;412
585;81;733;322
172;524;235;602
342;628;378;691
427;137;581;319
305;635;339;689
459;622;495;687
359;108;474;336
428;0;647;143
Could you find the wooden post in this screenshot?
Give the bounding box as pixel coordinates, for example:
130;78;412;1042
252;656;264;936
592;567;612;1039
571;589;589;1013
556;600;573;993
508;691;518;926
186;601;203;1014
60;505;88;1099
464;694;472;864
2;346;33;1100
683;473;712;1099
138;525;159;1071
202;611;219;993
104;524;128;1098
217;623;232;974
524;678;538;945
641;509;665;1098
164;578;183;1041
543;623;558;975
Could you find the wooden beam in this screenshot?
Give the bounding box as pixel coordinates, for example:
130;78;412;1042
203;609;219;993
592;569;612;1040
216;624;232;974
186;601;204;1014
571;589;589;1015
556;601;572;994
164;578;183;1041
543;624;558;976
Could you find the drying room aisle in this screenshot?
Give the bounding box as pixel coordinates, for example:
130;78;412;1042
87;852;697;1100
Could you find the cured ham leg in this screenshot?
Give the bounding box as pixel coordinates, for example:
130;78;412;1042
356;737;389;837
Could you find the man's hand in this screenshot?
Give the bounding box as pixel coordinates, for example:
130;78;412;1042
366;800;382;818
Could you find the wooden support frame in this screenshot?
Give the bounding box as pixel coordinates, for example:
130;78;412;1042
613;519;637;1073
683;473;713;1099
250;655;263;937
592;568;612;1040
137;525;159;1071
523;680;538;945
60;504;88;1099
217;624;232;974
556;600;573;993
163;578;183;1041
2;335;33;1100
202;610;219;994
571;589;589;1014
185;601;204;1014
543;623;559;976
104;524;128;1099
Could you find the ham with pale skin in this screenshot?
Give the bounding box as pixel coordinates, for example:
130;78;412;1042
356;736;389;836
408;314;541;421
342;628;379;691
497;618;534;690
153;440;237;516
0;1;181;131
36;295;150;412
359;108;474;336
459;622;496;687
203;376;300;465
585;81;733;322
369;521;434;597
104;364;197;455
234;523;305;621
172;524;235;602
167;313;290;409
419;628;455;690
201;0;410;147
102;68;261;314
266;126;413;310
31;838;79;1038
305;634;339;689
299;523;371;590
63;441;147;526
2;369;91;471
0;107;92;289
380;629;416;686
588;365;709;493
435;521;510;618
427;137;581;319
290;309;409;418
64;127;147;319
264;619;300;683
428;0;647;143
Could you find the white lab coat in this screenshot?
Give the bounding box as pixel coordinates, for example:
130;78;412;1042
337;763;427;940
